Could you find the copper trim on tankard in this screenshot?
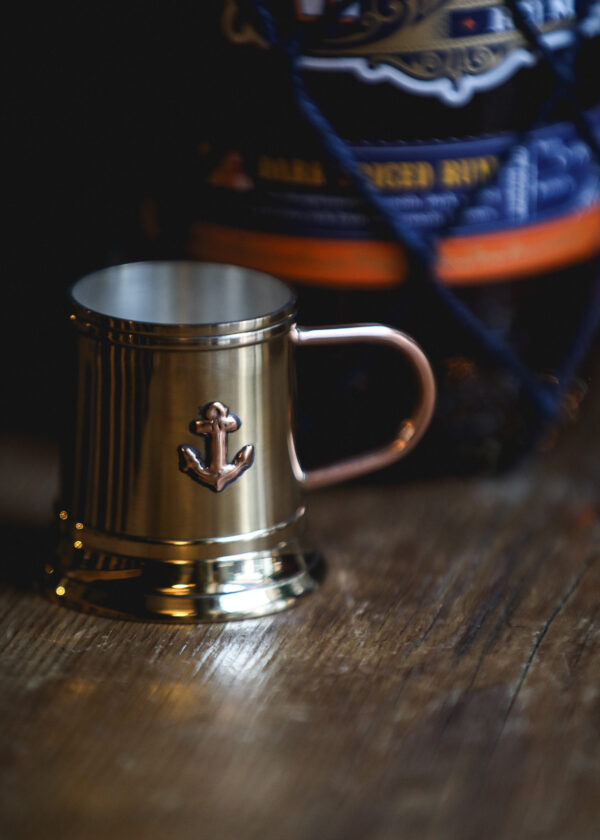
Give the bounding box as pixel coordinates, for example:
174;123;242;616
178;401;255;493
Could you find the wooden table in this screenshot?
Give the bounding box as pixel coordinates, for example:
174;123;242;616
1;366;599;840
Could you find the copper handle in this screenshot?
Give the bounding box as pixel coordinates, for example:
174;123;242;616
290;324;436;489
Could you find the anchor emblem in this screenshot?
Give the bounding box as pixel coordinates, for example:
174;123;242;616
178;401;254;493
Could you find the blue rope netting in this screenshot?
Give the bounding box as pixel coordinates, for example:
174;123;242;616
251;0;600;435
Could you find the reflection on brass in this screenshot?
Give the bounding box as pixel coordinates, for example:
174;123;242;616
51;262;435;622
178;401;254;493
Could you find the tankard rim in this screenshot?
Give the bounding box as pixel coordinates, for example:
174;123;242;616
69;260;297;341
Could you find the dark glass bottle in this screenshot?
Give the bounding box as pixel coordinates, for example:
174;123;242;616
136;1;600;477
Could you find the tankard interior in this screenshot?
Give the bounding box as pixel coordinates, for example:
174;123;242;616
71;261;295;326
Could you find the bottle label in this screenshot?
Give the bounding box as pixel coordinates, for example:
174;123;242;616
223;1;600;105
189;107;600;286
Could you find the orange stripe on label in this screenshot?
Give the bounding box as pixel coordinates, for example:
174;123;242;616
188;204;600;288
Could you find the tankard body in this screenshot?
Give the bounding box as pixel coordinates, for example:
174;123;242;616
50;262;434;621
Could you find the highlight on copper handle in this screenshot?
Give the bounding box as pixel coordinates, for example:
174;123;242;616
290;324;436;490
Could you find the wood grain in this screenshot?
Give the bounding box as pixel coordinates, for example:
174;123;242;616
1;369;599;840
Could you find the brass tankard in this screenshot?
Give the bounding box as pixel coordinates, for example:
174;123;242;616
49;262;435;621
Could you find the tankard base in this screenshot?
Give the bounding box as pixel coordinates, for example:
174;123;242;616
46;539;324;623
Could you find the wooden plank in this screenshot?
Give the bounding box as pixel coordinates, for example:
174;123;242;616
0;365;599;840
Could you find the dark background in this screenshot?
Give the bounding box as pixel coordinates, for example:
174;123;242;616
5;4;209;436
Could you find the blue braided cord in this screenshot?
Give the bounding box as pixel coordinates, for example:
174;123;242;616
391;2;599;404
276;41;436;269
434;2;591;238
503;1;600;164
437;3;599;239
435;87;567;240
292;56;560;418
251;0;598;423
440;1;600;403
505;0;576;84
251;0;279;45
